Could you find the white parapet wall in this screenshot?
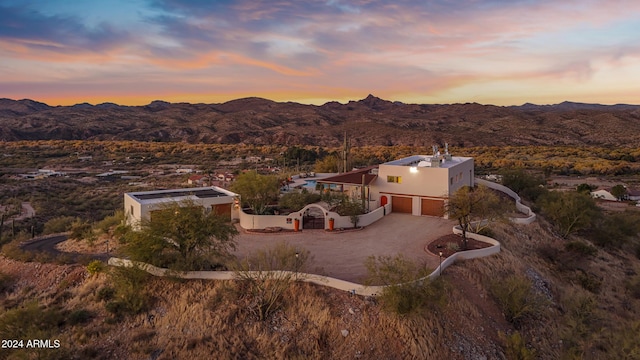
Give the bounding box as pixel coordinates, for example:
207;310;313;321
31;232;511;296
474;178;536;224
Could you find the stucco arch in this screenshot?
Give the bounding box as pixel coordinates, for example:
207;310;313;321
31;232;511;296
297;203;329;229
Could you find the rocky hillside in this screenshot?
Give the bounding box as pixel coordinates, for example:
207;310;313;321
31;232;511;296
1;96;640;147
1;217;638;359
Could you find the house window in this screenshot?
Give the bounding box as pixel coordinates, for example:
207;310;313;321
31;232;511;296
387;176;402;183
130;205;134;215
450;177;453;185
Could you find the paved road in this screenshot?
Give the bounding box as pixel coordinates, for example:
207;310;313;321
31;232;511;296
20;234;109;262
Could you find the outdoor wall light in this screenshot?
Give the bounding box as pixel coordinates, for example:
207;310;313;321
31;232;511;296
410;166;418;173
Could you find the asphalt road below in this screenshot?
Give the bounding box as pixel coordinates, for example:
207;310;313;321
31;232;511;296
20;234;109;262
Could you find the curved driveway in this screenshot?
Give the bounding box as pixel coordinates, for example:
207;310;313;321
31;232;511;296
20;234;109;261
233;213;454;283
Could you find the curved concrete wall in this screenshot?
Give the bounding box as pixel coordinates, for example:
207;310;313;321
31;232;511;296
474;178;536;224
107;227;499;297
107;182;531;296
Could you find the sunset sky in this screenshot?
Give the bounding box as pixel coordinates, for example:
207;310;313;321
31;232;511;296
1;0;640;106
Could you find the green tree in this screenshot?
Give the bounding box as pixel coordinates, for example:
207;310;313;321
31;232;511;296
538;191;599;239
611;184;627;200
500;168;546;202
590;211;640;248
336;198;365;228
314;155;340;173
278;189;321;212
576;183;596;194
231;171;280;214
123;201;238;270
446;185;506;249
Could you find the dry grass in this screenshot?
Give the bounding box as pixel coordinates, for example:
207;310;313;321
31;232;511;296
1;212;639;359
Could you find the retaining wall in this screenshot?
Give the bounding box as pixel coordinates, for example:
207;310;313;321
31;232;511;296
475;178;536;224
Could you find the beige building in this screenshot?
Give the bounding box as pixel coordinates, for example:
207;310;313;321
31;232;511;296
124;186;239;228
318;153;475;217
371;154;474;216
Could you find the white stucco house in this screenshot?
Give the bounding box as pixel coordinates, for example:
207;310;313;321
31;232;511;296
372;154;474;216
319;152;474;217
124;186;239;229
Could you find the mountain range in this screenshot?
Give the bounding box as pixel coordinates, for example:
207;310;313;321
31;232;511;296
1;95;640;147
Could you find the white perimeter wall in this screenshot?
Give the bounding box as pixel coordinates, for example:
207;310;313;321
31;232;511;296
238;203;392;230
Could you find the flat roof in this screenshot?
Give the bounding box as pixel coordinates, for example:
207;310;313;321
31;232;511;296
127;186;237;203
382;154;472;169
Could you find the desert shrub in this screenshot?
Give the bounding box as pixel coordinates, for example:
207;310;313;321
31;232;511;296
564;241;597;257
600;321;640;360
489;275;548;328
0;272;13;293
335;198;365;227
69;218;95;243
626;275;640;299
589;211;640;248
87;260;105;275
321;192;347;209
95;210;124;234
0;301;64;339
1;238;36;262
365;254;446;316
499;168;547;202
502;331;537;360
477;227;495;237
560;293;599;356
105;267;153;317
68;309;94;325
0;301;70;359
446;242;460;252
43;215;76;234
233;242;311;321
97;287;116;302
537;191;599;238
576;183;596;193
576;272;601;294
278;190;321;211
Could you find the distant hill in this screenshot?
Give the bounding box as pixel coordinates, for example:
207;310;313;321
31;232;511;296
1;96;640;147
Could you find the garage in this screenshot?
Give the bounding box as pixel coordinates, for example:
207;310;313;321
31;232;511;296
211;203;232;217
391;196;413;213
421;198;444;217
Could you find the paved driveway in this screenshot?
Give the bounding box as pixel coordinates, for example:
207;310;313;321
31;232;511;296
233;213;455;283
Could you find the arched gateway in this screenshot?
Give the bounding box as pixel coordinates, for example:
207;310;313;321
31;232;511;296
299;204;327;230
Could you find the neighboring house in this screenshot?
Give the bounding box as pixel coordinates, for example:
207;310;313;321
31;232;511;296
590;189;618;201
124;186;239;229
319;152;474;217
187;175;208;186
627;189;640;202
